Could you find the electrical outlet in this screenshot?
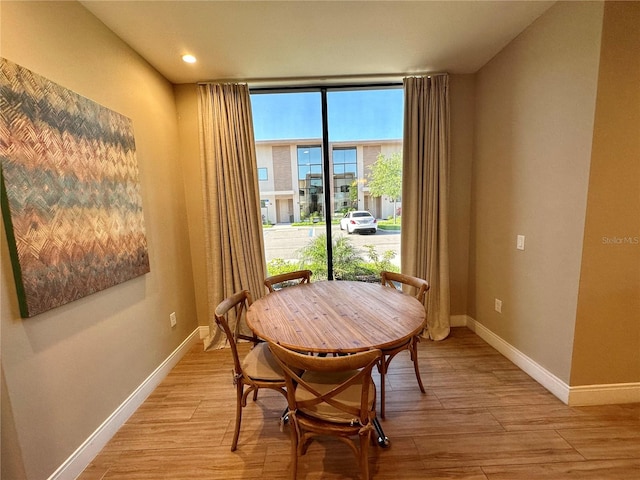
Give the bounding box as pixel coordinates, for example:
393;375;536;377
170;312;177;327
517;235;525;250
494;299;502;314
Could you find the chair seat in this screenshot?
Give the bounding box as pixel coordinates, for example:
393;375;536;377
242;342;286;381
296;370;376;423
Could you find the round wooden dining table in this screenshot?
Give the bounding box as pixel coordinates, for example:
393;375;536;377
246;279;426;447
246;279;426;355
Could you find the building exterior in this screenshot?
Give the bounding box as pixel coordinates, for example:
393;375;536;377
255;138;402;224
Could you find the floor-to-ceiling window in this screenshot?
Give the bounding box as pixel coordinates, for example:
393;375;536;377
251;86;403;280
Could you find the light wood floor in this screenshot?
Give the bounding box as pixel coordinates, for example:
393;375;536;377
78;327;640;479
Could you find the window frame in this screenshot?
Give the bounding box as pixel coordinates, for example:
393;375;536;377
250;83;403;280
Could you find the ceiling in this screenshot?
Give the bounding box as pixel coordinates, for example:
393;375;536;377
81;0;556;85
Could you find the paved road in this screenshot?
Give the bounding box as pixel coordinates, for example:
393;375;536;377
263;225;401;266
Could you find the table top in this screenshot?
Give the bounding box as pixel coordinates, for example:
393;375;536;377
246;280;426;354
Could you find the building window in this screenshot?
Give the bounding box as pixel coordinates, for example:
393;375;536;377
297;146;323;218
258;167;268;181
333;147;357;213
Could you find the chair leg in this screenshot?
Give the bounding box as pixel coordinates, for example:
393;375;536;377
410;338;426;394
290;420;300;480
360;430;371;480
231;382;243;451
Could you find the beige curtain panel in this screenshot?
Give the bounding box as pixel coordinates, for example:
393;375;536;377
401;75;451;341
197;83;267;350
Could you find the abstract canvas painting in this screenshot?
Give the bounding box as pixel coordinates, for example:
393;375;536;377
0;58;150;317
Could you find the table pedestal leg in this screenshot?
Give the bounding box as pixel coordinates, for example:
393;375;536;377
279;407;290;431
373;417;390;447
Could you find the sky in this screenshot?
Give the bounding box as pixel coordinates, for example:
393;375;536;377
251;88;403;142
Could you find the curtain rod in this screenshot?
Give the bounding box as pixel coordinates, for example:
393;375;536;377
197;71;447;88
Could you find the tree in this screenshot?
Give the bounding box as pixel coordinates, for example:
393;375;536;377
349;178;367;209
367;152;402;223
349;180;359;208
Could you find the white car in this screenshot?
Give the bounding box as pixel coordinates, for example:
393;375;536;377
339;211;377;234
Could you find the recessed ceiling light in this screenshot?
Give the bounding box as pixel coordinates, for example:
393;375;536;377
182;54;197;64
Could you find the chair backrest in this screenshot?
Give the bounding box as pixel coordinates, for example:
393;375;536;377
380;271;430;304
264;270;312;292
214;290;255;375
269;342;381;425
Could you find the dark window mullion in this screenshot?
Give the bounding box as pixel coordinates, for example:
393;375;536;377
320;89;334;280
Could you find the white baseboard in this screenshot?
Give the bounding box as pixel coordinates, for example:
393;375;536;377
568;383;640;406
450;314;470;327
198;325;209;339
466;318;571;404
462;317;640;407
48;328;202;480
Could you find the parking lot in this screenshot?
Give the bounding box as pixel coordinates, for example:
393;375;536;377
262;224;401;267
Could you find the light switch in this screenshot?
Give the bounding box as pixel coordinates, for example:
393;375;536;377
517;235;525;250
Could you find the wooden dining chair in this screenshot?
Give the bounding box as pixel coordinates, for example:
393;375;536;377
269;342;381;480
264;270;312;292
378;271;430;419
214;290;288;451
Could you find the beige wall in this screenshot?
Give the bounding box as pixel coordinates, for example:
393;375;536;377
471;1;604;383
448;75;475;315
571;2;640;386
1;2;198;479
174;84;211;331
